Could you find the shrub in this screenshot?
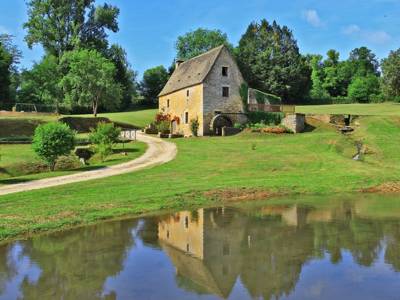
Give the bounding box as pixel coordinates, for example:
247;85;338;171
348;75;380;103
190;118;200;136
32;122;76;171
156;120;170;134
247;112;284;126
89;122;121;162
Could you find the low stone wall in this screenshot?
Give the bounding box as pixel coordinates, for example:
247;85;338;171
282;114;305;133
222;127;242;136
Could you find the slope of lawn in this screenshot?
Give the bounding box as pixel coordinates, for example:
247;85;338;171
1;115;400;241
296;103;400;116
0;141;147;186
71;109;157;128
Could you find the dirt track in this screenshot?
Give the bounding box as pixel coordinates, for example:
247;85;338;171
0;132;177;196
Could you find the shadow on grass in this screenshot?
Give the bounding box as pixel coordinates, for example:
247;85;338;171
303;123;317;133
113;148;140;154
0;178;33;185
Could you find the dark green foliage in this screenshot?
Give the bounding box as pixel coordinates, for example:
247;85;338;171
247;111;284;125
236;19;311;103
349;47;380;77
32;122;76;171
239;83;249;111
0;34;20;106
89;122;121;161
382;49;400;99
175;28;232;60
190;119;200;137
140;66;169;105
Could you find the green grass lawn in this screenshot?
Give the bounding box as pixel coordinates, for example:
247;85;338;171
1;115;400;242
71;109;157;128
0;141;147;185
296;103;400;115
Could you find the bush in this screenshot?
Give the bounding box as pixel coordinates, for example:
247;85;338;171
348;75;380;103
247;112;284;126
32;122;76;171
89;122;121;162
156;120;170;134
190;118;200;136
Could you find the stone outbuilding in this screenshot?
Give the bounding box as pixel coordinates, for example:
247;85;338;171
158;45;246;136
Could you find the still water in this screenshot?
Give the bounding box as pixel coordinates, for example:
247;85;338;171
1;196;400;300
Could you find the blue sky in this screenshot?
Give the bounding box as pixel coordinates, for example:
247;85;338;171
0;0;399;77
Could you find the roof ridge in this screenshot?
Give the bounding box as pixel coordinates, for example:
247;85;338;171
179;45;225;65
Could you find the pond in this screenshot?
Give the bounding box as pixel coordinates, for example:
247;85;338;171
1;194;400;299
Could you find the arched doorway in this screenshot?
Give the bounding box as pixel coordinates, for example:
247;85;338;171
210;114;233;136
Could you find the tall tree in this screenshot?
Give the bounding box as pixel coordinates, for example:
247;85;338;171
381;49;400;99
348;47;380;77
140;66;169;105
175;28;232;60
60;49;122;116
24;0;119;58
236;19;311;103
106;44;137;110
0;34;21;106
19;55;62;107
308;55;329;99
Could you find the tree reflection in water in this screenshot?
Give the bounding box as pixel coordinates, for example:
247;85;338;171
1;197;400;300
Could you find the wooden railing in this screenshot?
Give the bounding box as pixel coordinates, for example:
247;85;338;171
247;104;295;114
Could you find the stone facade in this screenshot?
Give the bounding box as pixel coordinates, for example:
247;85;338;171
158;45;246;137
202;47;246;135
159;84;204;136
282;114;305;133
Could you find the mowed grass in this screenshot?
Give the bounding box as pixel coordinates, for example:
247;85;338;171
296;103;400;116
71;109;157;128
1;115;400;241
0;141;147;185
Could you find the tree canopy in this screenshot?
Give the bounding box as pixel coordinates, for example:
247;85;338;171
140;66;169;105
236;19;311;103
60;49;122;116
175;28;232;60
382;49;400;100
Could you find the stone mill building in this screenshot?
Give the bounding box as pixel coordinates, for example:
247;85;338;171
158;45;246;137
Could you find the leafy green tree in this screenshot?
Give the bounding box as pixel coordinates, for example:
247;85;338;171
309;55;329;99
175;28;232;60
106;44;137;110
32;122;76;171
60;49;122;116
0;42;12;105
140;66;169;105
236;19;311;103
89;122;121;161
348;47;380;77
19;55;62;107
24;0;119;58
348;75;380;103
381;49;400;100
0;34;21;106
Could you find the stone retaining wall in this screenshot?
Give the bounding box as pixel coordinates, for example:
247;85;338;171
282;114;305;133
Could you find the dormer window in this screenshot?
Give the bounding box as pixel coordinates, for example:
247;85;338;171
222;67;228;77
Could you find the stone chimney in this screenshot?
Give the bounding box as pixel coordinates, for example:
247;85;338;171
175;59;185;69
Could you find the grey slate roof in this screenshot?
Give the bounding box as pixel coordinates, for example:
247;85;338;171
158;45;225;97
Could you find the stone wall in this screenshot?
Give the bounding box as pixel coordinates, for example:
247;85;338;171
203;47;246;135
282;114;305;133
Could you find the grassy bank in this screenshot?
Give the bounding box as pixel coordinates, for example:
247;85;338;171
0;142;147;185
71;109;157;128
1;115;400;242
296;103;400;115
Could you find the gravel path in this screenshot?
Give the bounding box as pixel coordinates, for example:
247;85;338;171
0;132;177;196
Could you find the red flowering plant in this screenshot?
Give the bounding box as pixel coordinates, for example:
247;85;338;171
155;113;171;134
171;115;180;125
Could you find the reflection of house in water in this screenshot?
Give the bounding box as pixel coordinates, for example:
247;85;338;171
158;208;245;298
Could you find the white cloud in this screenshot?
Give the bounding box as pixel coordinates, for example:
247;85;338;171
342;24;391;44
343;25;361;35
367;30;391;44
302;10;323;27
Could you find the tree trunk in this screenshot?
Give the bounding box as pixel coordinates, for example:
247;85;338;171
93;100;98;118
49;161;56;172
